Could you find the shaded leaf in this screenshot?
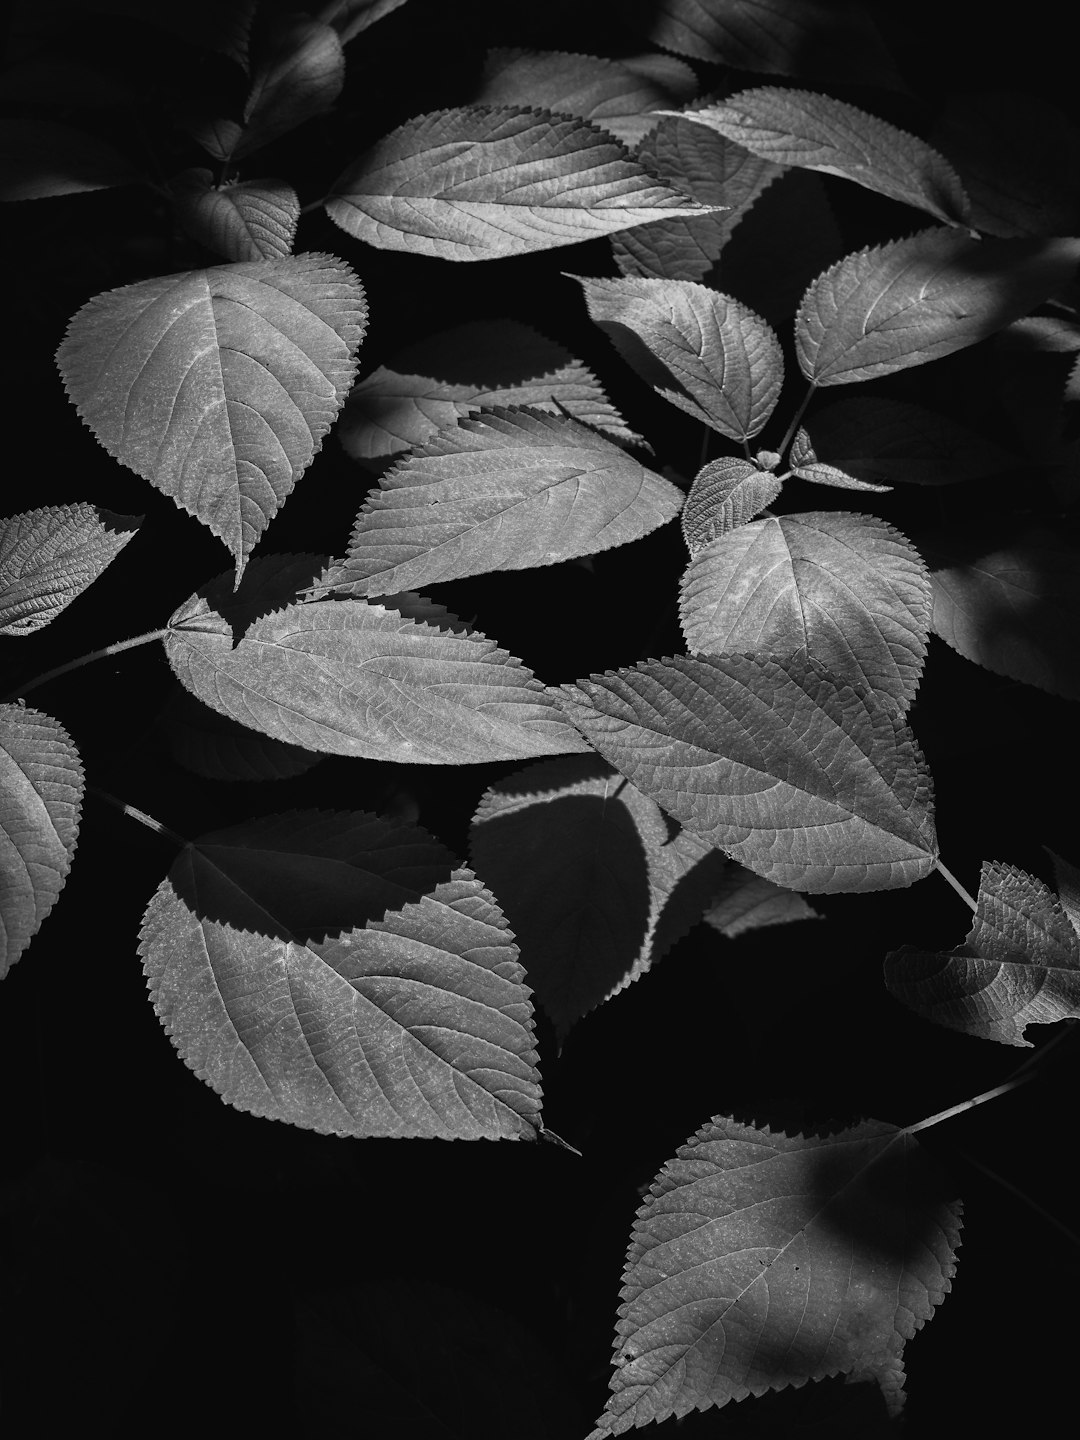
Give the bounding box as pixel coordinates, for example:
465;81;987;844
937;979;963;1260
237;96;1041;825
681;457;783;554
470;755;728;1037
156;686;322;782
138;810;542;1138
168;169;299;262
98;0;256;68
587;1114;960;1435
321;407;683;595
702;866;819;938
0;504;141;636
572;276;782;442
0;117;140;200
0;705;84;978
788;431;892;493
234;17;345;160
560;653;937;894
325;0;410;43
796;230;1080;386
680;511;932;713
337;319;637;461
56;254;367;580
678;89;968;227
326;106;719;260
921;522;1080;701
885;861;1080;1046
1047;850;1080;940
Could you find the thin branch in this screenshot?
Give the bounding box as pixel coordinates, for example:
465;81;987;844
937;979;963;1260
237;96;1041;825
776;382;817;460
2;629;169;704
87;787;188;848
904;1070;1038;1135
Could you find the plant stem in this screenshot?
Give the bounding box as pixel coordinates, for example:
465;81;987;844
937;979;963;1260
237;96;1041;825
776;382;817;460
2;629;169;704
904;1071;1038;1134
952;1146;1080;1252
934;857;978;912
87;787;188;847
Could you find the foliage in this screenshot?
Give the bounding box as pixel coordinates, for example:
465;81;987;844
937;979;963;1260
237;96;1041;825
2;1;1078;1433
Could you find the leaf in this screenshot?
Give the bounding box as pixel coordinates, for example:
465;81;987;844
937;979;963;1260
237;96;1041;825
156;687;322;782
587;1114;961;1435
680;512;933;713
702;866;819;938
0;704;84;978
921;522;1080;701
138;810;542;1138
788;432;892;493
326;106;720;260
325;0;410;43
1047;850;1080;940
0;118;140;200
470;755;728;1037
233;17;345;160
571;276;782;442
164;557;589;765
560;652;937;894
56;254;367;581
796;399;1021;487
337;319;637;461
0;504;141;636
473;48;698;147
796;230;1080;387
677;89;969;227
681;457;783;554
321;407;684;596
168;169;299;262
885;861;1080;1046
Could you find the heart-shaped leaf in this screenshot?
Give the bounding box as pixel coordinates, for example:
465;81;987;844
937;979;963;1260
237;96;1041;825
0;504;141;636
587;1113;961;1435
326;106;719;260
138;810;542;1138
1;704;84;978
560;653;937;893
168;169;300;261
56;254;367;580
680;457;783;554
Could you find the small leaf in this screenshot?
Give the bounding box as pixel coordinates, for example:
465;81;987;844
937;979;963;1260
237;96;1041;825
560;653;937;894
702;867;819;938
138;810;542;1138
796;230;1080;386
168;170;299;262
322;407;683;595
677;89;969;227
680;457;783;554
680;512;932;713
56;254;367;580
0;118;140;201
788;432;892;493
572;276;782;442
337;319;637;461
326;106;719;261
0;504;141;636
885;861;1080;1046
588;1114;960;1434
234;17;345;160
0;704;84;978
470;755;728;1037
164;560;589;765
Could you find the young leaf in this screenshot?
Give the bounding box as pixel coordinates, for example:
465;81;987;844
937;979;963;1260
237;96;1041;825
0;704;84;978
164;566;590;764
677;89;969;227
0;118;140;201
679;512;933;712
885;861;1080;1046
325;106;720;260
168;170;300;262
588;1114;960;1435
702;866;819;938
0;504;141;636
788;431;892;493
321;407;683;596
921;522;1080;701
138;810;542;1138
233;17;346;160
571;276;782;442
680;457;783;554
337;319;637;461
469;755;728;1037
560;653;938;894
56;254;367;581
796;230;1080;386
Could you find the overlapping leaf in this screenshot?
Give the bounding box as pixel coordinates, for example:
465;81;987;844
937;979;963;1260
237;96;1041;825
0;705;84;978
56;254;367;580
572;276;783;441
0;504;141;635
587;1114;961;1435
321;407;683;595
156;687;322;782
560;652;937;893
680;511;933;711
885;861;1080;1046
326;0;409;43
796;230;1080;386
326;106;719;260
788;430;891;492
138;810;542;1138
0;118;140;200
702;866;819;938
677;89;969;227
470;755;728;1037
681;457;783;554
169;170;299;262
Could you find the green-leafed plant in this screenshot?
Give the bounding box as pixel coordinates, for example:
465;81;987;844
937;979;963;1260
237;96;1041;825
3;1;1078;1433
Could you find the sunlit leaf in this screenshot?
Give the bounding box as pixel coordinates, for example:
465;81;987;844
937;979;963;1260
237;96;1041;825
0;504;141;636
681;457;783;554
0;117;140;200
168;169;299;262
788;430;892;492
